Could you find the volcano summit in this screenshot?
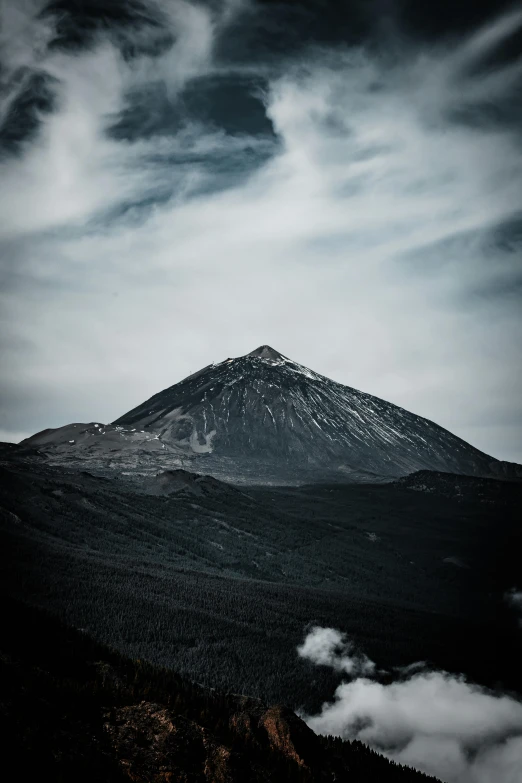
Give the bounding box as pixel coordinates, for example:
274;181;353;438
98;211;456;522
20;346;520;484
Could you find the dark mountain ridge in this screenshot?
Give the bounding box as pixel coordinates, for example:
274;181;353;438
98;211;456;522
1;598;440;782
19;345;522;484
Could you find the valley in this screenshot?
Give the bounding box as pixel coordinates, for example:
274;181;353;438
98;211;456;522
2;455;520;712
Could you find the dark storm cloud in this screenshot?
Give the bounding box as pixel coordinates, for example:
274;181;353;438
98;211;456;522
43;0;170;53
391;0;517;40
0;0;521;461
108;74;274;141
215;0;519;62
0;70;57;156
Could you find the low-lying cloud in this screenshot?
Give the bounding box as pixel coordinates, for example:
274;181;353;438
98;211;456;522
297;625;376;676
298;626;522;783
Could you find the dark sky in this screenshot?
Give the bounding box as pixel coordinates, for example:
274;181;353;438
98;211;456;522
0;0;521;461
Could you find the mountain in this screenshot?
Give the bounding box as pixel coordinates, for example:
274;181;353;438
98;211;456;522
20;344;521;483
21;345;522;483
4;407;521;780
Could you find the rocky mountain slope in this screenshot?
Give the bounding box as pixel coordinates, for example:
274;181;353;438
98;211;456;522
20;345;522;483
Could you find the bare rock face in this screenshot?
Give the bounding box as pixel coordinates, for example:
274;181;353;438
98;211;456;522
229;695;321;768
104;699;323;782
259;705;318;769
104;702;232;783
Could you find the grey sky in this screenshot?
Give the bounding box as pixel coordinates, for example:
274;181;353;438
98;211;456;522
1;0;521;461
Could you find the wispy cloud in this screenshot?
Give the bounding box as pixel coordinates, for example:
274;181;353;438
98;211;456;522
0;2;521;460
505;588;522;628
298;626;522;783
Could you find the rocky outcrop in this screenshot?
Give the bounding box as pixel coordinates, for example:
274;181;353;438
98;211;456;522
229;697;322;771
103;699;320;782
104;703;232;783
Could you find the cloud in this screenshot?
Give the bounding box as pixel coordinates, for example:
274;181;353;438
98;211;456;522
0;2;521;461
0;0;53;82
452;8;522;72
0;0;252;239
297;625;376;676
298;627;522;783
505;589;522;628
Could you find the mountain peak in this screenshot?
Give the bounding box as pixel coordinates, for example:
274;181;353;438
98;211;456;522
23;337;518;483
246;345;287;361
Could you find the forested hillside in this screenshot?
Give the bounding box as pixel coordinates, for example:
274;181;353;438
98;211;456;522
1;456;521;709
1;598;440;782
